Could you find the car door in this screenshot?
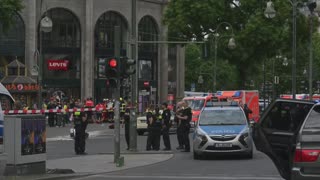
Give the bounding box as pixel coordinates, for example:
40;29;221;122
253;99;314;180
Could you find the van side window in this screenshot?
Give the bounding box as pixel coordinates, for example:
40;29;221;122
261;102;312;132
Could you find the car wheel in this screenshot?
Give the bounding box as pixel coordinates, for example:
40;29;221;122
193;151;201;160
137;130;144;135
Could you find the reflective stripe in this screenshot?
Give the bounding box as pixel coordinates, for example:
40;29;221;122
75;112;80;116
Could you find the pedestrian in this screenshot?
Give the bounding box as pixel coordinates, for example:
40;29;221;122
85;97;94;123
161;102;172;151
124;103;131;150
243;103;253;121
146;105;155;151
73;103;88;155
47;98;56;127
175;101;184;150
176;101;192;152
95;102;104;124
152;107;162;150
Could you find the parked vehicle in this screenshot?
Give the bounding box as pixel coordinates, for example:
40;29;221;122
252;99;319;180
183;95;214;123
0;83;14;153
215;90;260;122
193;101;253;160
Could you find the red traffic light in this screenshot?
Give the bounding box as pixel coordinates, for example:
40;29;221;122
109;59;117;68
143;81;150;87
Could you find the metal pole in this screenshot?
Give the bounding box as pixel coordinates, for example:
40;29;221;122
272;58;275;101
292;1;297;99
309;13;313;100
114;26;121;163
213;37;217;92
130;0;138;151
263;59;266;110
38;30;43;109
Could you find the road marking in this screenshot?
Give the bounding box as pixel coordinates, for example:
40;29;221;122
47;130;112;142
74;175;283;180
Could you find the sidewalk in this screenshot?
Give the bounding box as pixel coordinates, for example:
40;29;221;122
1;151;174;180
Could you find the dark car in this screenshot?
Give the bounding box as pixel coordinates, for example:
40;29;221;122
252;99;320;180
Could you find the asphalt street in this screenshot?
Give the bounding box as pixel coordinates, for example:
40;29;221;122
46;124;284;180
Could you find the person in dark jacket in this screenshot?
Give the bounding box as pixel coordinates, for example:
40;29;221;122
146;105;155;151
175;101;184;150
124;104;131;150
161;102;171;150
243;104;253;121
176;101;192;152
73;103;88;155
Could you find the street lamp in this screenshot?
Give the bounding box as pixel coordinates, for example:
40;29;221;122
212;22;236;92
38;14;52;109
264;0;299;99
265;0;319;100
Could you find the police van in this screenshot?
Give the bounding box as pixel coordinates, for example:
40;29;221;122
0;83;14;153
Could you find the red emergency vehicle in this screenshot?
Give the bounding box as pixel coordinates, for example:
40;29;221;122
183;94;213;122
215;90;260;122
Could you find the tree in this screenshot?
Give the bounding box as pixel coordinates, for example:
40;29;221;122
164;0;318;93
0;0;23;32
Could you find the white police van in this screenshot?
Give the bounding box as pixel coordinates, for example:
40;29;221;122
0;83;14;153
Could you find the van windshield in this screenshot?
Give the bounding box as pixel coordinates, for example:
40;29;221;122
190;99;205;110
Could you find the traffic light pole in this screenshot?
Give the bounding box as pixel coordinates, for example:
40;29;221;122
114;26;121;163
130;0;138;151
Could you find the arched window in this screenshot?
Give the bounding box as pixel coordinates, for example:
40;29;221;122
138;16;159;53
95;11;128;56
0;13;25;78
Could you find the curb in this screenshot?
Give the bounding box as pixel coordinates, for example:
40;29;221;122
34;153;175;180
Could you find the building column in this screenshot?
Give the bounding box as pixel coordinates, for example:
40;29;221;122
82;0;94;100
159;26;168;103
176;45;185;101
25;0;37;76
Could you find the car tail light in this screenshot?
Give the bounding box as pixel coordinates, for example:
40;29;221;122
294;149;320;162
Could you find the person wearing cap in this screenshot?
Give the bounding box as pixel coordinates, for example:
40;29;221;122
73;103;88;155
161;102;172;150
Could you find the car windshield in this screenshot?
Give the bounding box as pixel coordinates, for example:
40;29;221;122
190;99;205;110
199;109;246;126
303;105;320;129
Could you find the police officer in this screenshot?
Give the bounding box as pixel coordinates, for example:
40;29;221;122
146;105;155;151
124;104;131;150
176;101;192;152
153;107;162;150
119;97;126;120
161;102;171;150
175;101;184;150
74;105;88;155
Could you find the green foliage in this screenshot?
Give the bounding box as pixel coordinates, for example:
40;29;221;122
164;0;320;93
0;0;24;32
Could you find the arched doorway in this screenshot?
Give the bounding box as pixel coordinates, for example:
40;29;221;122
94;11;128;102
138;16;159;110
38;8;81;102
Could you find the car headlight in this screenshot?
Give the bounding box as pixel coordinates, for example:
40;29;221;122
195;129;208;148
239;131;250;148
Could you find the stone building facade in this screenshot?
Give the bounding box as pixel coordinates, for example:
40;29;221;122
0;0;185;110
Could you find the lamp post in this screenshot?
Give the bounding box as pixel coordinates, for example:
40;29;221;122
265;0;319;100
265;0;298;99
38;15;52;109
212;22;236;92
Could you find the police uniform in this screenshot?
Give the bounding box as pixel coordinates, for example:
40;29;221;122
74;111;87;154
146;109;154;150
175;107;184;149
124;107;130;150
120;99;126;120
152;109;162;150
162;107;171;150
181;107;192;152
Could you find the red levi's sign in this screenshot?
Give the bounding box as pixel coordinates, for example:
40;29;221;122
47;60;69;71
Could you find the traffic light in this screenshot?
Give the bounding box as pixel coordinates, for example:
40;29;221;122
105;57;119;88
120;56;136;78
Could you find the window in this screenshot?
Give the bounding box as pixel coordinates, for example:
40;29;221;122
303;105;320;129
261;101;313;132
8;67;17;76
199;109;246;125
